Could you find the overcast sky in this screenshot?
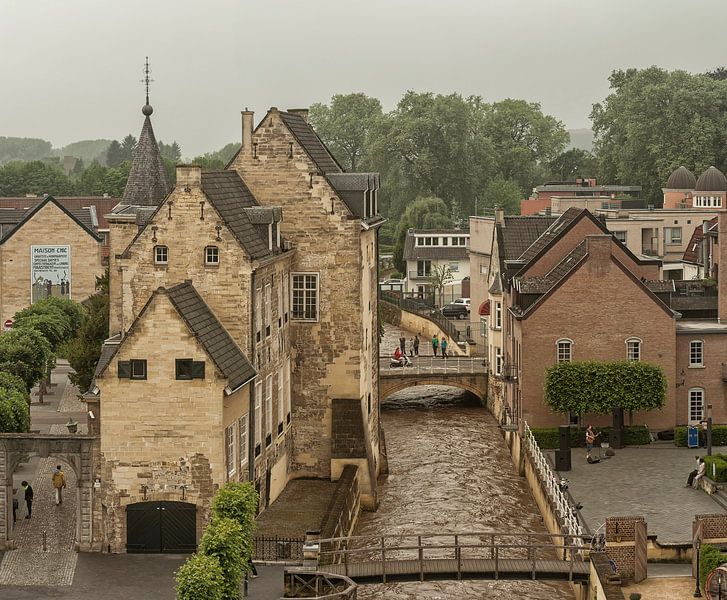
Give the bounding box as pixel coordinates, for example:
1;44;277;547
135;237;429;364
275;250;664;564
2;0;727;157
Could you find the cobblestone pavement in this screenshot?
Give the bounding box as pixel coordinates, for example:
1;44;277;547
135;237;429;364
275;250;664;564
556;444;727;543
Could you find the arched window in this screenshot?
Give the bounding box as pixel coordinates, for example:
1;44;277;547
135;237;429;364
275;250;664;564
556;338;573;363
205;245;220;265
625;337;641;362
689;340;704;367
154;245;168;265
689;388;705;423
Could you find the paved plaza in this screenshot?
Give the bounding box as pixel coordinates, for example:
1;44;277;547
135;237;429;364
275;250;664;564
555;444;727;543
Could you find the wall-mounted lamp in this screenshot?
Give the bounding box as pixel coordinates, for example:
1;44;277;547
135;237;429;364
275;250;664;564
151;226;158;243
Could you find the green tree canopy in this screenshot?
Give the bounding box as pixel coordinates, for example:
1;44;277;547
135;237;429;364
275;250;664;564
392;196;452;273
591;67;727;205
544;360;667;415
175;553;225;600
0;137;54;165
480;175;522;215
0;328;52;390
309;93;383;171
0;161;75;196
0;372;28;397
199;517;247;600
13;312;69;353
548;148;598;182
0;386;30;433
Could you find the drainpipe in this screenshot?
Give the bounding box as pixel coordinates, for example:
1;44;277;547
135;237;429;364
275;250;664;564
248;282;256;483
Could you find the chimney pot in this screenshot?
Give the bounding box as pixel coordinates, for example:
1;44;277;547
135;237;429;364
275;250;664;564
494;207;505;226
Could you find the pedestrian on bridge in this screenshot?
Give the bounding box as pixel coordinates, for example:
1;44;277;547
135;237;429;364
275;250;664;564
52;465;66;505
399;336;406;355
412;335;420;356
441;337;448;358
432;334;439;356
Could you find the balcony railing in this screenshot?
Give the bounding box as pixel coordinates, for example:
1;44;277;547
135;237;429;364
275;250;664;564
673;280;718;297
408;270;431;280
502;362;518;381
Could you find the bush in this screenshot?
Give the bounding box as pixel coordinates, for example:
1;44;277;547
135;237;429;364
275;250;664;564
199;517;246;600
702;455;727;482
211;482;257;563
175;552;225;600
0;372;29;397
675;425;727;447
532;425;650;449
0;386;30;432
700;543;727;590
0;328;52;389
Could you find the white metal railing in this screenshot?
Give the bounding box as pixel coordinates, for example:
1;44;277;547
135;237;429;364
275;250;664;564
379;356;486;376
523;421;584;545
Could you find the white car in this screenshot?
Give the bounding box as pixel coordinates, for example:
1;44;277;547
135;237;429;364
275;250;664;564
452;298;470;308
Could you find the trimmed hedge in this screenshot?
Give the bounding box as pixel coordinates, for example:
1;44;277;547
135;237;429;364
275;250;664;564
175;553;225;600
700;543;727;590
532;425;651;449
675;425;727;448
702;455;727;483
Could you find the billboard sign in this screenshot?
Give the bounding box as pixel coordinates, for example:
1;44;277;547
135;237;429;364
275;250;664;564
31;245;71;303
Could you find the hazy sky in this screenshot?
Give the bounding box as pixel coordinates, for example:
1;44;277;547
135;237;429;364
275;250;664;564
2;0;727;158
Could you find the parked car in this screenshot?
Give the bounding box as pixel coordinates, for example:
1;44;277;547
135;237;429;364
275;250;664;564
441;301;469;320
451;298;470;308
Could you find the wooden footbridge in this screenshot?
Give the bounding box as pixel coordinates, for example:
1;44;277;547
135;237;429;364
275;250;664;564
313;532;590;584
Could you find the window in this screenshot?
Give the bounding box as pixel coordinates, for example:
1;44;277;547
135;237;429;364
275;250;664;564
265;375;273;446
431;237;439;246
154;245;168;264
254;381;262;452
255;285;262;343
205;246;219;265
416;260;431;277
285;358;292;424
495;348;503;376
494;302;502;330
416;237;424;246
612;231;627;244
626;338;641;361
175;359;205;380
291;273;319;320
238;414;248;472
264;283;272;337
664;227;682;245
448;262;459;272
225;423;236;478
118;359;147;380
568;412;580;426
556;339;573;363
277;372;284;434
689;388;705;423
689;340;704;367
441;237;448;246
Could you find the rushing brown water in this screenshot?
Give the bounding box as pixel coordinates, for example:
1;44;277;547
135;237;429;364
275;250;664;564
355;385;574;600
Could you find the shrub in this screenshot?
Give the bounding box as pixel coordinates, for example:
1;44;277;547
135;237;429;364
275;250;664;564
675;425;727;447
0;372;29;397
675;426;687;447
702;455;727;482
531;425;650;449
0;328;52;389
175;552;225;600
199;517;246;600
700;543;727;590
0;386;30;432
211;482;258;563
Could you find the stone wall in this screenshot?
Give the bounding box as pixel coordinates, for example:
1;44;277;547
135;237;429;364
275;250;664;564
0;201;103;326
605;516;646;581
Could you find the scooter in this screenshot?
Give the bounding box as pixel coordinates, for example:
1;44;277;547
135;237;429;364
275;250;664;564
389;355;413;368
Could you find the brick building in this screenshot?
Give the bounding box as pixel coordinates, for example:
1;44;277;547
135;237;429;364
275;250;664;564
470;206;727;431
88;100;382;552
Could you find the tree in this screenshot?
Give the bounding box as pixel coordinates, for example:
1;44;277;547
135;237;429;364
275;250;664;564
121;135;137;163
175;553;225;600
159;140;182;162
591;67;727;205
309;93;383;171
105;140;124;167
198;517;246;600
211;483;257;564
64;271;109;392
0;328;52;390
480;176;522;215
0;385;30;433
392;196;452;273
192;142;241;169
0;160;75;196
548;148;598;182
429;264;453;307
13;312;69;353
0;136;54;165
0;372;28;397
706;66;727;81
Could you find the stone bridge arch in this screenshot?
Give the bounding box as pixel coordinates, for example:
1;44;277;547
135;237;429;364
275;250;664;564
379;373;487;403
0;434;96;550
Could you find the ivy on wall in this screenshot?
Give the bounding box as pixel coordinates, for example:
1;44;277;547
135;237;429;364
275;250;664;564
543;360;667;415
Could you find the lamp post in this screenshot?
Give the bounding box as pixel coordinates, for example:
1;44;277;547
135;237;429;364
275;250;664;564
707;404;713;457
695;538;702;597
718;571;724;600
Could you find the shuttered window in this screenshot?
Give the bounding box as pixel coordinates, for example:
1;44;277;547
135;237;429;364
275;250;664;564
175;359;205;380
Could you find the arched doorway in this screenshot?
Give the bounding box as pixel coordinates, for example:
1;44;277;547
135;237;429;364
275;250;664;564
126;501;196;553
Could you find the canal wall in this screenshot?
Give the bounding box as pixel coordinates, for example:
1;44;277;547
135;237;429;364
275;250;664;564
320;465;361;542
380;301;467;356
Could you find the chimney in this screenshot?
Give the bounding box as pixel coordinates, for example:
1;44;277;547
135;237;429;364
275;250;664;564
241;110;254;156
585;235;613;277
718;213;727;322
494;207;505;226
176;165;202;187
288;108;309;123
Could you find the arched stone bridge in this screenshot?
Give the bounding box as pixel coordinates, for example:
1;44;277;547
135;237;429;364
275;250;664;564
379;357;488;402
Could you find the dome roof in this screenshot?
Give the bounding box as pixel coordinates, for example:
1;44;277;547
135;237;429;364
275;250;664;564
665;165;696;189
695;166;727;192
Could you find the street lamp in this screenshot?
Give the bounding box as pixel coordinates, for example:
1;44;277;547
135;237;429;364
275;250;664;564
718;571;724;600
707;404;714;457
695;538;702;597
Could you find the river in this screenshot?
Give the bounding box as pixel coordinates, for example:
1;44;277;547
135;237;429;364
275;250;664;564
355;326;574;599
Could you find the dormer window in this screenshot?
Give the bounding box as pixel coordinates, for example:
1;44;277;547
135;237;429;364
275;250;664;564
205;246;219;265
154;245;168;265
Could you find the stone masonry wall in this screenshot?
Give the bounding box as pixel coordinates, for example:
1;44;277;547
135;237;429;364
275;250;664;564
107;218;138;337
0;201;103;326
231;110;379;493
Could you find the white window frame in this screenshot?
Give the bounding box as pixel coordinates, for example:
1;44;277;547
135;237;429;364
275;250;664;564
689;388;705;424
154;245;168;265
626;337;642;362
495;347;503;376
612;231;627;244
255;285;262;343
291;273;319;321
556;338;573;363
494;302;502;330
238;414;248;472
664;227;682;245
689;340;704;367
205;245;220;265
225;423;236;478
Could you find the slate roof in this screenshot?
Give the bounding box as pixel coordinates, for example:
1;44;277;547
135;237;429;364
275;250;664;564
644;280;675;293
498;215;559;261
517;208;583;264
200;170;272;260
665;166;696;190
403;231;470;261
682;218;716;264
280;111;342;174
0;197;119;229
167;282;256;392
515;241;587;295
695;166;727;192
92;335;122;382
120;115;171;206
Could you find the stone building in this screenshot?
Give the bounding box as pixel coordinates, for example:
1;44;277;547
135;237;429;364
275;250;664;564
0;195;104;327
88;100;382;552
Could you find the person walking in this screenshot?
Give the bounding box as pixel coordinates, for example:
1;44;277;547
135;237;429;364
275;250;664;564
432;334;439;357
413;335;420;356
52;464;66;505
441;336;448;358
21;481;33;519
399;336;406;355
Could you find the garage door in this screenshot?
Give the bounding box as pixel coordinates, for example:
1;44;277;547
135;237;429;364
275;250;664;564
126;501;196;553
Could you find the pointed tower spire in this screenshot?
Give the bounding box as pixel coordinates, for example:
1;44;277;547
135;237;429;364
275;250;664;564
120;58;171;206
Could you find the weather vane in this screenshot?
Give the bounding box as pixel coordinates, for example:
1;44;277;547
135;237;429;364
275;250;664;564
140;57;154;116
